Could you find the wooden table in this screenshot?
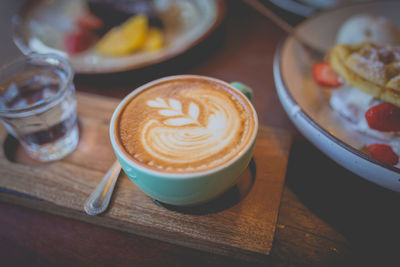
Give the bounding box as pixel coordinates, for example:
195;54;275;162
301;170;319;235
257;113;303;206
1;1;400;266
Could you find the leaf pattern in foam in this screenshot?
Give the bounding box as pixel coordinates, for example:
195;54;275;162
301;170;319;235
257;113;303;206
189;102;199;120
159;109;181;116
146;97;201;126
168;99;182;112
164;118;197;126
147;97;168;108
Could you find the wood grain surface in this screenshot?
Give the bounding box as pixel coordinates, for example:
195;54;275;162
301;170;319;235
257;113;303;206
1;1;400;266
0;92;291;262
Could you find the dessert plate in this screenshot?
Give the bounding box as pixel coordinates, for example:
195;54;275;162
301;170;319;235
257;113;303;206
273;1;400;191
13;0;224;74
268;0;371;17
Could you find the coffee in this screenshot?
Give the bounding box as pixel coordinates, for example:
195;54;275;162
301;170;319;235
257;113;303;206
116;77;256;173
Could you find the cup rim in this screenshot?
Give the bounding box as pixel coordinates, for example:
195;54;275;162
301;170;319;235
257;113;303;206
110;74;259;178
0;53;74;115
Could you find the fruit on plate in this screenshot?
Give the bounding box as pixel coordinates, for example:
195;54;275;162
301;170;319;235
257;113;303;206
365;102;400;132
363;144;399;166
95;14;148;56
141;28;164;51
63;0;164;55
311;14;400;167
64;30;98;54
312;62;342;88
312;42;400;166
88;0;163;35
76;13;104;31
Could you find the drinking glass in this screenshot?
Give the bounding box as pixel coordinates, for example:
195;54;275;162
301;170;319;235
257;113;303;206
0;53;79;161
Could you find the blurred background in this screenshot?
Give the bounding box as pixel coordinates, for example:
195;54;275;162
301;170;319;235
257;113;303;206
0;1;24;65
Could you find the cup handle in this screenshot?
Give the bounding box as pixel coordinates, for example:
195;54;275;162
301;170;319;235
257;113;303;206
230;82;254;102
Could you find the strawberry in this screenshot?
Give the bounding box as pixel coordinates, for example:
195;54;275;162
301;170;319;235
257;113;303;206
312;62;342;88
365;102;400;132
363;144;399;166
76;13;103;31
64;30;97;54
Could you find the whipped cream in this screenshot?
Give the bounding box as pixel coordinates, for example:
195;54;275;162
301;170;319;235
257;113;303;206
329;14;400;166
330;85;400;142
330;85;400;167
336;14;400;46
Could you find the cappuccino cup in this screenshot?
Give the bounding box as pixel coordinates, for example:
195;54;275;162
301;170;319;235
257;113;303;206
110;75;258;206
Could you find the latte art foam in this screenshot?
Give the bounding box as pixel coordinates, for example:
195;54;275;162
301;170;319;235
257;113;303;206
118;78;254;173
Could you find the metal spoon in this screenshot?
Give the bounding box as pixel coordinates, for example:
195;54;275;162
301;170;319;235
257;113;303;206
84;161;122;216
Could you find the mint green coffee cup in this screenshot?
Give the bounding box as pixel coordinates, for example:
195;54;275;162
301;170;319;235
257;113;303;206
110;75;258;206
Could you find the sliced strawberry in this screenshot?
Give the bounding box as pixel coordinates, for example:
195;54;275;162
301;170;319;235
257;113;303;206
312;62;342;88
64;30;97;54
76;13;103;31
363;144;399;166
365;102;400;132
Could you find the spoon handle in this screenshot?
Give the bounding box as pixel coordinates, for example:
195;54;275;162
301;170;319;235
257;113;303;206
84;161;122;216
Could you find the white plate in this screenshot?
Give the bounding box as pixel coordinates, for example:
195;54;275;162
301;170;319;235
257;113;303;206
273;1;400;191
13;0;224;74
269;0;372;17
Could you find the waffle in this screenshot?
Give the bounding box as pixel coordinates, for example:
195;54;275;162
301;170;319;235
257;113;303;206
327;42;400;107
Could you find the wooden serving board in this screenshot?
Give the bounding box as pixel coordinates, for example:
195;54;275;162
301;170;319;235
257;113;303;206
0;92;292;262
